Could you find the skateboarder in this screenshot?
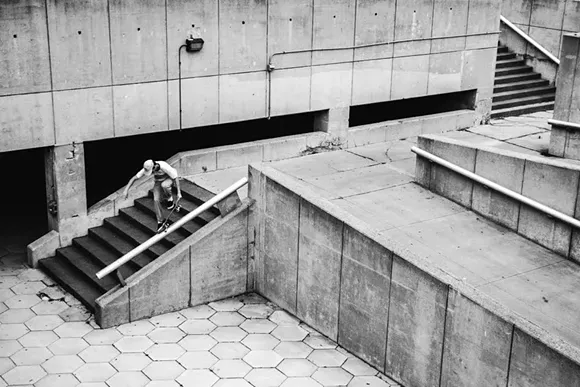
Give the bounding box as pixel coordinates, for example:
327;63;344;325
124;159;182;232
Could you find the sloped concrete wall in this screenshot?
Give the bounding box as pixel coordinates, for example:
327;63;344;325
248;162;580;387
1;0;500;153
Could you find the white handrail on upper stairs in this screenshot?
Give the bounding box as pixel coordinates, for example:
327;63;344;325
500;15;560;65
411;146;580;229
96;177;248;280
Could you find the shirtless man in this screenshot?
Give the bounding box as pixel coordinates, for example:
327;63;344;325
124;159;182;232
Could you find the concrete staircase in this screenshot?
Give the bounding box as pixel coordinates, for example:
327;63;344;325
39;179;221;312
492;45;555;119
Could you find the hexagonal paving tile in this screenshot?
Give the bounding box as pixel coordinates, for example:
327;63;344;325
0;323;28;340
238;304;274;319
146;381;180;387
148;327;186;343
117;320;155;336
11;281;46;295
312;367;353;386
114;336;154;353
107;371;150;387
341;357;377;376
179;319;217;335
84;328;122;345
5;294;40;309
178;334;217;351
79;345;120;362
308;349;347;367
274;342;313;358
348;376;392;387
277;359;317;377
0;308;35;324
145;343;185;361
59;305;92;322
179;305;216;319
54;322;93;338
3;365;47;385
143;360;185;380
303;335;336;350
269;311;300;326
177;351;219;369
18;331;59;348
74;362;116;382
209;299;244;312
48;338;89;355
280;377;322;387
211;342;250;359
240;319;276;334
25;315;64;331
211;359;251;378
0;288;15;302
41;354;84;374
245;368;287;387
214;379;253;387
31;300;68;315
242;334;280;350
36;373;79;387
177;369;219;387
0;340;23;357
11;347;52;365
271;326;308;342
18;269;47;282
0;358;15;375
110;353;151;371
210;311;245;327
0;276;20;289
244;350;284;368
150;312;186;327
210;327;247;342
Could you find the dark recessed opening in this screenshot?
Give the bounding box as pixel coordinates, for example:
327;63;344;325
242;21;245;24
78;31;82;35
13;34;17;38
137;27;141;31
84;112;316;206
349;89;477;127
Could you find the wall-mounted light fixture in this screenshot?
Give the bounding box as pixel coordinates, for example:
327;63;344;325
179;27;204;131
185;36;204;52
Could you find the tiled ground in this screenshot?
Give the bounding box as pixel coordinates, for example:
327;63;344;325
0;250;401;387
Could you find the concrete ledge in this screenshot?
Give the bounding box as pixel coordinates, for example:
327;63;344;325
27;230;61;268
416;134;580;263
248;162;580;386
95;199;251;327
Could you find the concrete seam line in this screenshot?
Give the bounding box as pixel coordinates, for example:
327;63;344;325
504;324;516;387
438;285;451;387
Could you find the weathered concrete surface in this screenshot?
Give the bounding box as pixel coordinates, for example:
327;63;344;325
27;230;60;268
95;285;130;329
386;255;447;387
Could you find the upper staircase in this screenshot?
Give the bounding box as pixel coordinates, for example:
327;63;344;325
39;179;222;312
492;45;556;119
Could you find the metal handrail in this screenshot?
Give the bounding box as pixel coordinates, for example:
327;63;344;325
500;15;560;65
549;119;580;131
411;147;580;229
96;177;248;280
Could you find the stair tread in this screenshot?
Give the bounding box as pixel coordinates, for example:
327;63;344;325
89;227;153;269
493;85;556;98
494;79;549;89
104;217;169;257
39;257;102;311
74;236;138;279
492;93;555;107
119;207;186;245
495;73;541;82
57;247;117;292
496;58;525;65
179;179;221;212
491;101;554;118
135;197;208;233
495;65;533;73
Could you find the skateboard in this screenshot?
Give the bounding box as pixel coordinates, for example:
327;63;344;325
157;198;181;233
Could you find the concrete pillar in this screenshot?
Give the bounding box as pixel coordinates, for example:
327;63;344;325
45;143;88;246
549;33;580;158
314;106;350;141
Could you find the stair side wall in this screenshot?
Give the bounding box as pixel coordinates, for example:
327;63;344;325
95;200;251;328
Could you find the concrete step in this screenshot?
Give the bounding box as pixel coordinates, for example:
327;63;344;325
135;197;205;235
495;58;526;68
57;246;117;292
88;226;154;268
104;217;170;257
495;66;534;77
497;52;516;61
494;72;542;85
492;93;555;110
493;79;550;93
492;85;557;102
73;236;138;279
39;257;102;311
119;207;187;245
490;101;555;119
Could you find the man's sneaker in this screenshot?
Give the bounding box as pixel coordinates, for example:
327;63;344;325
157;221;169;233
166;198;174;210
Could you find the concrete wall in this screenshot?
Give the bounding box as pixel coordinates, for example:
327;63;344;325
95;200;250;328
248;162;580;387
1;0;501;153
500;0;580;83
416;134;580;264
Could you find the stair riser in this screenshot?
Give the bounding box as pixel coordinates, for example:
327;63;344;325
491;103;555;119
493;95;555;110
496;67;533;77
494;80;549;93
57;251;113;292
496;60;525;69
497;53;516;61
493;88;556;102
498;46;509;53
494;73;541;84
